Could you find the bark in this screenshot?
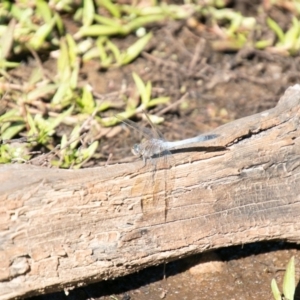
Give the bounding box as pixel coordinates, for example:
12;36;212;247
1;85;300;300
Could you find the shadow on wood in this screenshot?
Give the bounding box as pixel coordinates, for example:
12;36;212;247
1;85;300;300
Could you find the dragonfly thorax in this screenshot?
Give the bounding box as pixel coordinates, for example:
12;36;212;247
131;139;164;159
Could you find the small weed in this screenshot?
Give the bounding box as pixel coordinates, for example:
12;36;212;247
271;256;295;300
1;1;300;168
101;72;170;127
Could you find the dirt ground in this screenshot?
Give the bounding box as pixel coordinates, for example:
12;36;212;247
8;1;300;299
30;243;300;300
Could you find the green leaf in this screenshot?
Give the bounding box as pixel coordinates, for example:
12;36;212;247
66;34;79;88
267;17;285;43
76;38;94;54
10;4;33;25
69;125;81;150
98;101;111;111
36;0;52;23
227;13;242;36
70;59;80;89
51;82;71;105
271;279;282;300
120;32;152;65
0;60;19;69
102;111;135;127
79;86;95;113
0;146;10;163
255;39;273;49
27;112;38;136
0;19;16;60
85;140;98;157
282;17;300;51
48;105;74;132
27;84;58;102
82;0;95;27
94;15;121;27
0;109;19;123
27;15;57;50
60;134;68;155
283;256;295;300
106;39;121;62
97;0;121;18
75;140;99;168
77;24;125;37
0;123;25;140
54;12;64;35
84;44;113;66
147;97;170;107
147;113;164;125
124;15;165;32
132;72;148;105
57;38;71;82
66;34;78;66
95;36;108;59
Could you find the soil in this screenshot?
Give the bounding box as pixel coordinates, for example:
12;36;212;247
30;243;300;300
6;1;300;299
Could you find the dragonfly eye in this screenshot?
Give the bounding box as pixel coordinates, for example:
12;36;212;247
132;144;142;156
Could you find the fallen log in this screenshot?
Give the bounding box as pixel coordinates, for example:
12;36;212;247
1;85;300;300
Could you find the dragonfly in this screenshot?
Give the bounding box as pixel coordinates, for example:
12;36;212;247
118;113;218;221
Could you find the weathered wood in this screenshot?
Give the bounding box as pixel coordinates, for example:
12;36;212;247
1;85;300;300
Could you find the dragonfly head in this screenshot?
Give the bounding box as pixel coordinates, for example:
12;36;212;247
132;143;142;157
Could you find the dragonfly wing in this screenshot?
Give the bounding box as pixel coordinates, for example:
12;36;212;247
140;146;174;222
153;148;175;221
115;115;155;139
143;111;165;140
117;112;174;221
